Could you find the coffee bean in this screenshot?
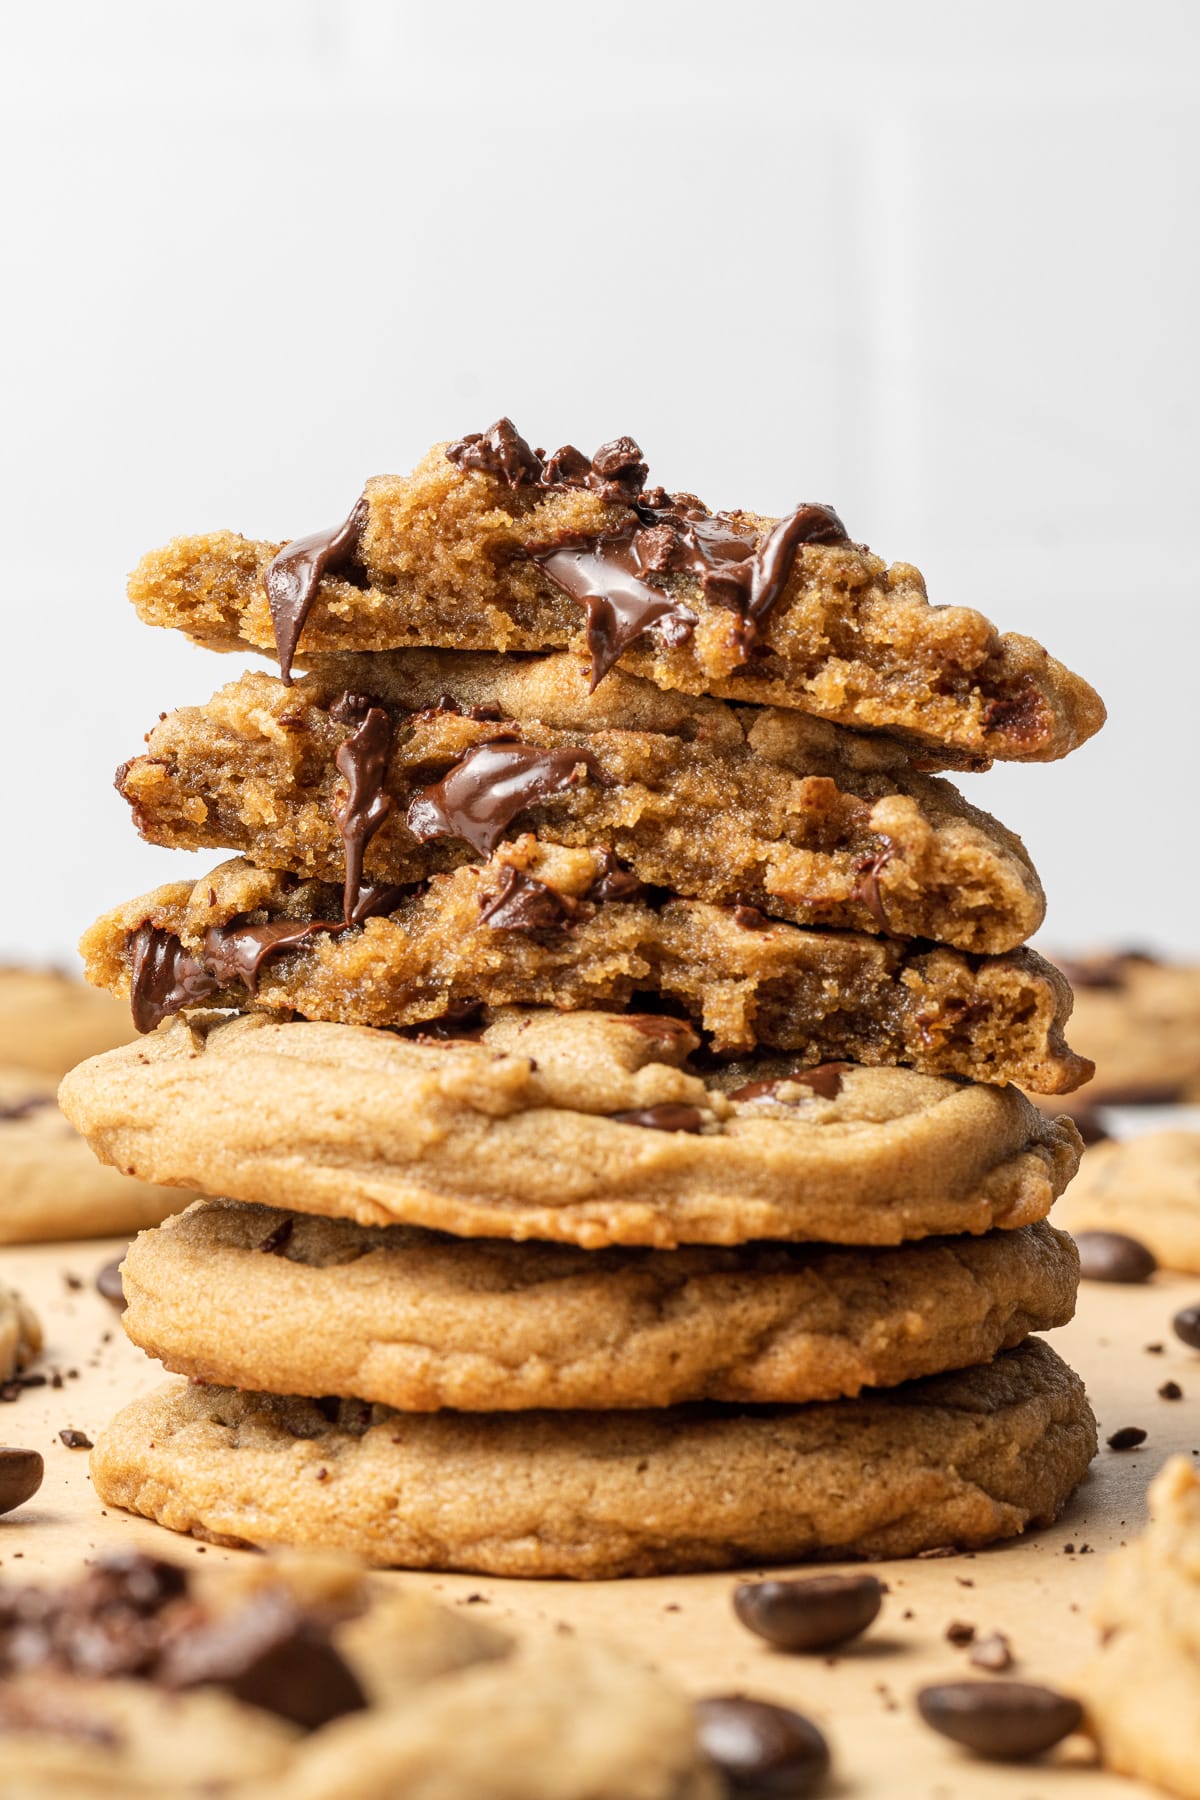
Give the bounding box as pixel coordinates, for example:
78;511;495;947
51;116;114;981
1106;1426;1147;1451
917;1681;1082;1760
733;1574;883;1652
696;1695;830;1795
95;1258;126;1311
1073;1231;1156;1283
1173;1304;1200;1350
0;1446;44;1514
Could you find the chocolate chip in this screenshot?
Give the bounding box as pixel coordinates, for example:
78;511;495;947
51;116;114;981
1106;1426;1147;1451
968;1633;1014;1673
257;1218;295;1257
917;1681;1082;1760
607;1104;706;1134
1074;1231;1156;1284
696;1695;830;1795
0;1447;43;1515
1173;1304;1200;1350
477;867;580;932
733;1574;883;1652
1159;1381;1184;1400
945;1620;976;1647
58;1429;92;1450
95;1258;126;1311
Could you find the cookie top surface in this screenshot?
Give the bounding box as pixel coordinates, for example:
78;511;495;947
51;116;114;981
0;1547;716;1797
60;1007;1081;1247
121;1200;1079;1410
115;653;1045;954
127;424;1104;765
90;1340;1097;1578
80;846;1089;1091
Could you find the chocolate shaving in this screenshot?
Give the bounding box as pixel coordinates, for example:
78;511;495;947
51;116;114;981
331;699;394;925
257;1218;295;1256
587;849;647;904
263;497;368;685
478;867;580;932
201;920;338;996
446;418;543;489
406;740;604;855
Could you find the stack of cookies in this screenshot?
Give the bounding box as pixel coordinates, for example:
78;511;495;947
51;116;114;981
62;420;1103;1576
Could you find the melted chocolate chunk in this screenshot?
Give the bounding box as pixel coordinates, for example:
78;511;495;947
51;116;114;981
446;418;543;488
587;849;648;904
128;925;220;1034
607;1103;706;1134
729;1063;849;1104
257;1217;295;1256
263;497;368;685
201;920;338;996
478;866;580;932
531;528;699;689
332;700;394;925
406;740;604;855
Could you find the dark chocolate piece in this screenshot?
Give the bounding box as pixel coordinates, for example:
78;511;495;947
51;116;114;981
158;1586;367;1732
531;528;699;689
257;1217;295;1256
729;1064;849;1104
733;1574;883;1653
1074;1230;1156;1284
201;919;338;997
263;497;368;685
477;867;580;932
607;1103;705;1134
1106;1425;1147;1451
916;1681;1082;1760
406;740;604;855
446;418;543;489
332;700;394;926
587;849;648;904
696;1695;830;1796
95;1258;127;1311
1158;1380;1183;1400
58;1429;92;1450
128;924;220;1034
0;1447;43;1516
1173;1304;1200;1350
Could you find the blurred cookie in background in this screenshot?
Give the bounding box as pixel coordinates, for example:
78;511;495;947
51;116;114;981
0;964;136;1078
1052;951;1200;1106
1058;1129;1200;1274
0;1066;186;1244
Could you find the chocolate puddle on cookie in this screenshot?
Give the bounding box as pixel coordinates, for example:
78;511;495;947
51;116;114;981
263;497;368;684
406;739;606;855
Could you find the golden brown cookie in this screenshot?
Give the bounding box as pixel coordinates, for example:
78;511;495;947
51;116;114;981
1074;1457;1200;1799
59;1009;1082;1249
90;1339;1097;1577
0;964;136;1076
120;1200;1080;1410
1058;1130;1200;1272
0;1065;183;1244
126;424;1104;765
0;1547;717;1798
79;846;1090;1089
1052;951;1200;1104
116;653;1045;954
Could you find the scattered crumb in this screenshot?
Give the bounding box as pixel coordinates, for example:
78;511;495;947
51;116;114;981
62;1273;83;1291
945;1620;976;1646
968;1631;1013;1672
1159;1381;1184;1401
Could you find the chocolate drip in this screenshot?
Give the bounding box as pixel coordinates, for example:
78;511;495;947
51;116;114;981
331;698;394;926
729;1063;850;1104
531;530;699;689
478;866;580;932
263;497;367;685
345;881;406;926
129;925;220;1033
257;1217;295;1256
607;1103;706;1133
406;740;604;855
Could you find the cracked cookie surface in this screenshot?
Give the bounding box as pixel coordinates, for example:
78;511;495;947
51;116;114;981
116;654;1045;954
79;847;1090;1090
59;1008;1081;1249
127;427;1104;765
89;1339;1097;1577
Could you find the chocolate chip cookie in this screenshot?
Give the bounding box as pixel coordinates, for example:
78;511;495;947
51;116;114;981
120;1200;1080;1410
126;421;1104;765
1058;1130;1200;1273
90;1338;1097;1577
0;1065;183;1243
1051;950;1200;1104
115;652;1046;954
0;1548;716;1798
79;846;1090;1089
1075;1456;1200;1799
0;964;136;1077
59;1009;1081;1249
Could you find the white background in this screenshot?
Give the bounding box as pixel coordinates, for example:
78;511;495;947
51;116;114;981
2;0;1196;962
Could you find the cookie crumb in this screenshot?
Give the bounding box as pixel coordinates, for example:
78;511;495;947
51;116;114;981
945;1620;976;1646
1159;1381;1184;1401
1107;1426;1148;1451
